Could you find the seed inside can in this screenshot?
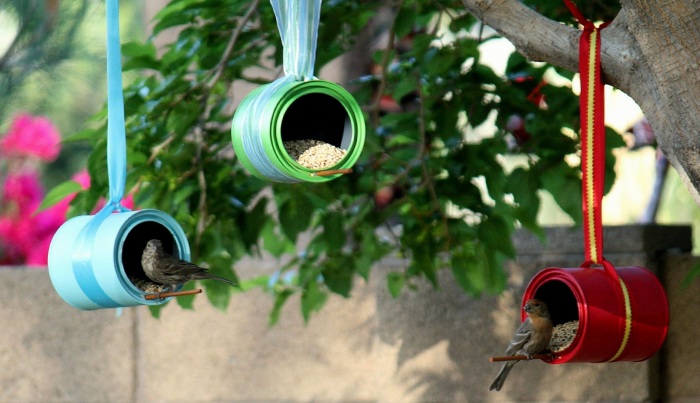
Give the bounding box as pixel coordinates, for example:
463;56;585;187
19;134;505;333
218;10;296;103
550;320;579;352
283;139;347;170
129;276;169;293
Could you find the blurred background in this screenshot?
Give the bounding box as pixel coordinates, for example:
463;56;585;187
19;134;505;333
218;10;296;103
0;2;698;402
1;0;696;258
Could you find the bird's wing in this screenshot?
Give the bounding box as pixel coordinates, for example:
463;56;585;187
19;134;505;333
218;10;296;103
161;259;207;275
504;319;532;356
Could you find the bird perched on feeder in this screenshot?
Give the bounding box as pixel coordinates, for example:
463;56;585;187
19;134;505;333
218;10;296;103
489;298;553;392
141;239;237;291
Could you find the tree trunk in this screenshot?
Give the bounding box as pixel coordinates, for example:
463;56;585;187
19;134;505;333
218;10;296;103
462;0;700;204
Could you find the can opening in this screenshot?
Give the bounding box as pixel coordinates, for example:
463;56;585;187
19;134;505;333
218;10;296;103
533;280;578;326
121;221;179;286
280;93;351;149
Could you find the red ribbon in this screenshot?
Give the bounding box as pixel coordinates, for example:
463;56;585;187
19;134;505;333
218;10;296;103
564;0;609;264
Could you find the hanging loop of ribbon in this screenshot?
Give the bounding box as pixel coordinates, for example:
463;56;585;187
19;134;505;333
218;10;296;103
564;0;609;265
105;0;129;211
271;0;322;81
70;0;130;303
566;1;633;361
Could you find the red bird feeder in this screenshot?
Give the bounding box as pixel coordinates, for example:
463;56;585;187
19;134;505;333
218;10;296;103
510;0;669;365
522;260;668;363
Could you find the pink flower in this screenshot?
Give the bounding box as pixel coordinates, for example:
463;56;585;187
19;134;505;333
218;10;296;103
25;234;54;267
0;215;34;264
0;217;22;264
2;172;44;215
0;114;61;162
72;170;91;189
0;167;138;266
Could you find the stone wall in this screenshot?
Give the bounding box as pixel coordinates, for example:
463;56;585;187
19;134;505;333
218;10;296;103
0;225;695;402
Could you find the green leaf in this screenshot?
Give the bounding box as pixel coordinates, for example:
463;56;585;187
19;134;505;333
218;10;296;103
148;303;165;318
409;242;438;286
121;41;157;58
269;290;294;326
301;281;328;323
606;126;626;149
238;275;270;292
355;233;390;280
278;195;314;242
242;198;269;250
63;128;98;143
394;6;418;38
506;167;542;236
261;220;295;258
540;163;583;224
37;180;82;212
175;282;197;310
483;250;508;294
203;279;232;311
393;75;417;102
387;272;405;298
451;253;478;294
321;257;354;297
321;212;345;251
506;167;540;211
477;216;516;258
423;47;457;76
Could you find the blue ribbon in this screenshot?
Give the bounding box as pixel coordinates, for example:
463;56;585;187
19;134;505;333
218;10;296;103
70;0;130;307
106;0;127;205
271;0;322;81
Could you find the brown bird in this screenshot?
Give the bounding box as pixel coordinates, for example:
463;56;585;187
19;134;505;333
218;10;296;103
141;239;237;291
489;298;553;392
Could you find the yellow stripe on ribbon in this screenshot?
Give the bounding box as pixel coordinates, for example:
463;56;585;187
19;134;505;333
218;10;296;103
607;277;632;362
585;28;599;263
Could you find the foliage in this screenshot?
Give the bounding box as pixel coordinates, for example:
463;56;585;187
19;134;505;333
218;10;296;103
0;0;89;123
0;1;146;191
50;0;625;321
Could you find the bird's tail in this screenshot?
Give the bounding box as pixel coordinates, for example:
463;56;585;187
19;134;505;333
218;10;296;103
489;361;515;392
205;273;238;287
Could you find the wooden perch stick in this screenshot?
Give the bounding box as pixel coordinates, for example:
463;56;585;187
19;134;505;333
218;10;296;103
311;168;352;177
144;289;203;300
489;353;553;362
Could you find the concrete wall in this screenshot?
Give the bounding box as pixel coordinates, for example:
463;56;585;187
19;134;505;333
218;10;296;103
0;225;697;402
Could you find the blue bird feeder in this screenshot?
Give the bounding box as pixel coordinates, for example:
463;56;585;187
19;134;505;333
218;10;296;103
47;0;191;310
48;209;190;310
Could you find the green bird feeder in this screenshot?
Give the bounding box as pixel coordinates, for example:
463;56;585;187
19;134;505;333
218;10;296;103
231;0;365;183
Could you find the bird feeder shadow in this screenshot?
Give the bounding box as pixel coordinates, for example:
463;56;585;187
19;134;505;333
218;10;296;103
48;209;190;310
522;263;668;363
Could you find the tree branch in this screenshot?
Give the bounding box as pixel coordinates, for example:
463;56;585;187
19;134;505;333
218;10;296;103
460;0;700;206
462;1;580;69
460;0;645;97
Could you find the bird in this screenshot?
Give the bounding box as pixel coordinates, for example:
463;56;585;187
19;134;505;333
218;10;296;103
141;239;237;291
489;298;553;392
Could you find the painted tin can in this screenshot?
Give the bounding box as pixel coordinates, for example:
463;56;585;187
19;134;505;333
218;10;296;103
522;261;668;363
48;209;190;310
231;77;365;182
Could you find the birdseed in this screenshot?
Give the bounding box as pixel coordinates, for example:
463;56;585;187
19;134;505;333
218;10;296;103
129;276;169;293
550;320;579;352
283;139;347;170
